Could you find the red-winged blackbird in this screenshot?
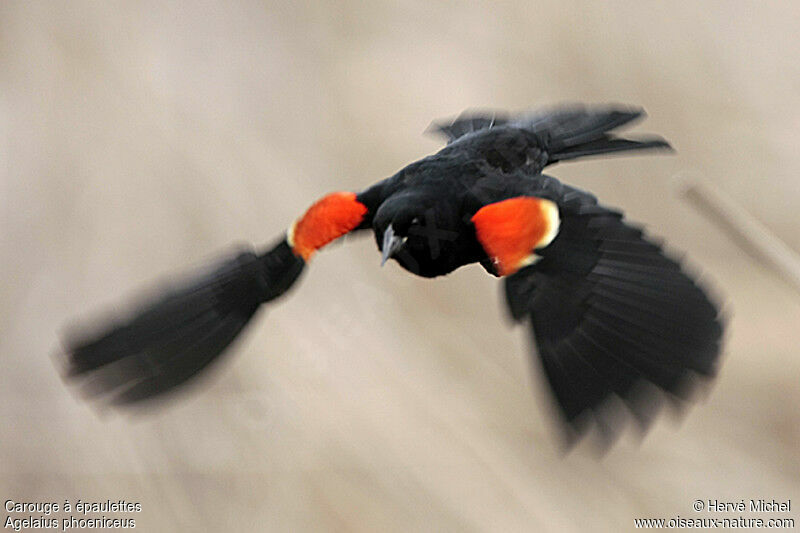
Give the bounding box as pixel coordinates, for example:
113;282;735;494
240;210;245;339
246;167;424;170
62;104;723;444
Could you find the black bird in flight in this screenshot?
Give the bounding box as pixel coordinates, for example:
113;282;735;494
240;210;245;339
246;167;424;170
62;104;723;444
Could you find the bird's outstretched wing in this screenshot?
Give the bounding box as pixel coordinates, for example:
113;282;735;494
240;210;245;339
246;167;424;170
61;242;305;405
61;192;369;406
472;186;723;446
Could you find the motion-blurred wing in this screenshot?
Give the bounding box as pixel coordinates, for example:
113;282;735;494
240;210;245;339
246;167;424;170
62;241;304;405
61;191;369;407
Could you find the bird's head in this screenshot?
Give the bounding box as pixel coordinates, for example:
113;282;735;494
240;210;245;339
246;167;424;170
372;193;481;278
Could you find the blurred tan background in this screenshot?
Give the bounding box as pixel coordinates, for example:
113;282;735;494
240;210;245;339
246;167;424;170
1;1;798;531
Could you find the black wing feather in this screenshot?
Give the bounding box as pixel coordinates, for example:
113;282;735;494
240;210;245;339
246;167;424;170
62;240;304;405
505;206;723;444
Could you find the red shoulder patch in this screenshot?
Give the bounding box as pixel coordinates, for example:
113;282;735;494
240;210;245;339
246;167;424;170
471;196;560;276
289;192;367;260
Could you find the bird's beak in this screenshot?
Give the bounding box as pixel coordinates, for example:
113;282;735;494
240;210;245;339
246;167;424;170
381;224;405;266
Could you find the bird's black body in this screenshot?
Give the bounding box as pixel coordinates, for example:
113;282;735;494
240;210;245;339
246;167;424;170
62;104;723;446
358;107;669;278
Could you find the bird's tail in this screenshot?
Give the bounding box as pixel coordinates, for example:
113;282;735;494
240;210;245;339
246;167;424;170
530;105;672;164
61;238;304;405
